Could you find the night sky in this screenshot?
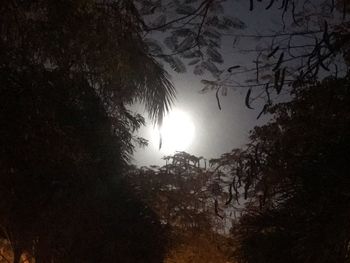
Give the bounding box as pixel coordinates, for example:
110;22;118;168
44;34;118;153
2;1;348;262
132;0;281;166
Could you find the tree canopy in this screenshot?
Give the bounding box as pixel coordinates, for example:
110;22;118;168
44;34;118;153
210;73;350;263
1;0;349;262
136;0;349;112
126;151;234;263
0;0;178;261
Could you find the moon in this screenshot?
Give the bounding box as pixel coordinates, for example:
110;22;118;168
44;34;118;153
151;110;195;154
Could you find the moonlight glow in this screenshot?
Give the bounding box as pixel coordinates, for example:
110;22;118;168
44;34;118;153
151;110;195;154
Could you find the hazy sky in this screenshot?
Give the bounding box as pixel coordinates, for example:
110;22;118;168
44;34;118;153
131;0;310;166
132;75;266;166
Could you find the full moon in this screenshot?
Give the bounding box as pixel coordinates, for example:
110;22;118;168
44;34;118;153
151;110;195;154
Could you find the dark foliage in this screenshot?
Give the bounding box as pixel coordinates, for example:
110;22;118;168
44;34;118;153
0;0;175;261
212;74;350;263
126;152;234;263
0;65;167;262
192;0;350;113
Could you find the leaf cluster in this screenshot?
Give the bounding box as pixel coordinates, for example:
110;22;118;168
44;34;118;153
137;0;246;77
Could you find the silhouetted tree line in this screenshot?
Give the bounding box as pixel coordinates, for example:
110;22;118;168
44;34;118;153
210;73;350;263
0;68;168;262
126;152;234;262
1;0;349;262
209;1;350;262
0;0;174;262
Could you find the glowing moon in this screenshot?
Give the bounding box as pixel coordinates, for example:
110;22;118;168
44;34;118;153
151;110;195;154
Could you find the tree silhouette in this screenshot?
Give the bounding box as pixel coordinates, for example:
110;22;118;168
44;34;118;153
133;1;350;261
126;152;234;263
0;0;175;261
136;0;245;77
1;0;349;262
136;0;349;112
195;0;349;112
0;65;168;263
211;73;350;262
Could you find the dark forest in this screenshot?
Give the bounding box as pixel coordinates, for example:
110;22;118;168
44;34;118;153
0;0;349;262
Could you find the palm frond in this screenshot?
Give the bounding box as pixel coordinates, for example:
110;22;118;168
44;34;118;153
138;57;176;126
